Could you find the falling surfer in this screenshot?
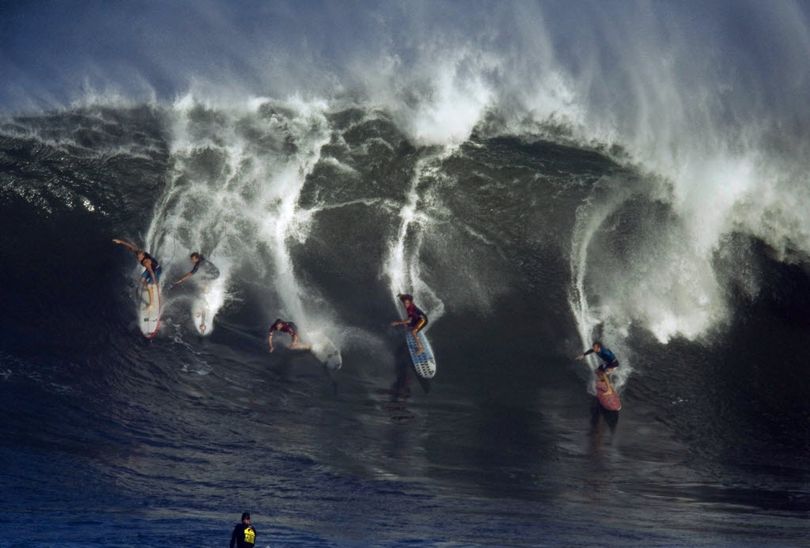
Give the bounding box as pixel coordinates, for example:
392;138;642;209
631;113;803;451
112;238;162;311
391;293;429;354
268;319;310;352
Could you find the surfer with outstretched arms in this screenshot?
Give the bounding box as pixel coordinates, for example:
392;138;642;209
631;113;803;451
575;341;619;374
576;341;620;390
112;238;161;310
391;293;428;354
171;252;220;287
576;341;621;400
268;319;309;352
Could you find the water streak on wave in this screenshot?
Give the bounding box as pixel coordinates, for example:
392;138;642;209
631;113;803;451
144;96;333;340
384;152;450;326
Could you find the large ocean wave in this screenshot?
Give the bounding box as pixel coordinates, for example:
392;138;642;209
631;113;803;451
2;2;810;544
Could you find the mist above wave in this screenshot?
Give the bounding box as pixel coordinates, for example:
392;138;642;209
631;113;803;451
5;0;810;346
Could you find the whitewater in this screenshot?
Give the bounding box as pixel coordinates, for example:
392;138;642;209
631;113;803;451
1;1;809;545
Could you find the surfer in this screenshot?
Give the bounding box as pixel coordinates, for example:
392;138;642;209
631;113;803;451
391;293;428;354
229;512;257;548
171;252;220;288
112;238;161;310
268;319;309;352
575;341;619;375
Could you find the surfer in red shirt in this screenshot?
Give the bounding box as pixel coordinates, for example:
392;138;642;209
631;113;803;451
391;293;429;354
268;319;309;352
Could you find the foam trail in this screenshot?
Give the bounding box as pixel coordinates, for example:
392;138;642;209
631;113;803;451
384;152;450;326
235;97;336;350
568;178;635;391
143;96;334;342
260;123;332;336
143;100;244;335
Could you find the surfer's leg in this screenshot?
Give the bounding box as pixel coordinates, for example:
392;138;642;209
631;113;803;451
139;270;153;308
412;334;424;354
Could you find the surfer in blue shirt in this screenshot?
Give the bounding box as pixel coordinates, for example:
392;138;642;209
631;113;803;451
576;341;619;374
171;252;220;287
391;293;428;354
112;238;161;310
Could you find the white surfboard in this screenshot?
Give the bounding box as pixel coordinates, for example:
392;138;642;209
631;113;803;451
406;331;436;379
138;286;161;338
191;296;209;335
310;336;342;371
190;280;226;336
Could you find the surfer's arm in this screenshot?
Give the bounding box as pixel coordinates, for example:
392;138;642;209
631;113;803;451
172;271;194;287
390;319;407;326
575;349;594;360
112;238;137;252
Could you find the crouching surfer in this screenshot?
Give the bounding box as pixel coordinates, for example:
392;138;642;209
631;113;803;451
112;238;161;311
576;341;619;374
575;340;619;389
268;319;310;352
171;251;220;288
391;293;429;354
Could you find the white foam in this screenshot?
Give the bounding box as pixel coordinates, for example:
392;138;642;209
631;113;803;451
383;150;452;325
11;1;810;355
145;95;338;342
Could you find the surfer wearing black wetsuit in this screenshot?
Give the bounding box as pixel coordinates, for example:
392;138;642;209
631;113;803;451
229;512;256;548
576;341;619;375
112;238;162;310
268;318;308;352
171;252;220;287
391;293;429;354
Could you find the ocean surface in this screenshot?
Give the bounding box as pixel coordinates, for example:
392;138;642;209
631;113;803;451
2;2;810;546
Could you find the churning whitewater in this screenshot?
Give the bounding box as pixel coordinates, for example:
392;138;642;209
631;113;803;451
2;1;810;545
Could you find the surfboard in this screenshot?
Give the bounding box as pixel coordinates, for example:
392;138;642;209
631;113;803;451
190;280;225;336
596;374;622;411
138;285;161;339
191;296;209;335
406;331;436;379
311;337;342;371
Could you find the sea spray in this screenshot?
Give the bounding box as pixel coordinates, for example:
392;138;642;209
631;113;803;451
144;95;335;341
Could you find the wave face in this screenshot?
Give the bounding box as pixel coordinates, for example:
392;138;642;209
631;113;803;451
2;2;810;545
6;1;810;347
1;102;809;545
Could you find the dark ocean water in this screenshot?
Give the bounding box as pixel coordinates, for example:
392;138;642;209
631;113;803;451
1;104;809;547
